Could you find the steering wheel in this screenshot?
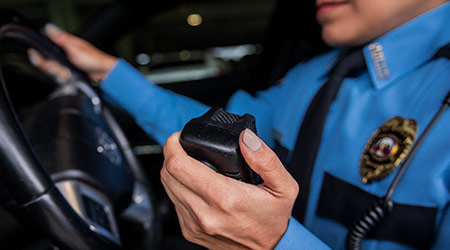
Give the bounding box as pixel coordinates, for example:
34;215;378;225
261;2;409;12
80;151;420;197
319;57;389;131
0;11;158;249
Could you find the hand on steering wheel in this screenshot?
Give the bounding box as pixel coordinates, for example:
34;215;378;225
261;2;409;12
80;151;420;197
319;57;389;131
28;24;117;83
0;15;158;249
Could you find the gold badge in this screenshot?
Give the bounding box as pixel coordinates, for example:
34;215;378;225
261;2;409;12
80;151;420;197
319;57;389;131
360;116;417;184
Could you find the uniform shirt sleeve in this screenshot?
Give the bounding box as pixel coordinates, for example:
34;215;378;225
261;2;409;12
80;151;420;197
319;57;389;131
275;217;330;250
101;58;284;146
100;58;209;144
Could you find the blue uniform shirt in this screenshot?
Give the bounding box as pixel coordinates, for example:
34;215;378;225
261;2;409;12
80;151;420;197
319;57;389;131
101;3;449;249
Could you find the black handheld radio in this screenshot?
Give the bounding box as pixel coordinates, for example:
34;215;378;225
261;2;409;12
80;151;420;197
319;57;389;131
180;107;261;184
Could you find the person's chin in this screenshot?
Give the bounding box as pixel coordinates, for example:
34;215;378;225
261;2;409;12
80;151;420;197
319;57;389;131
321;25;366;48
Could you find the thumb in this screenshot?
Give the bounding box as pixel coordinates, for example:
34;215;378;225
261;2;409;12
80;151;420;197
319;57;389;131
239;129;298;195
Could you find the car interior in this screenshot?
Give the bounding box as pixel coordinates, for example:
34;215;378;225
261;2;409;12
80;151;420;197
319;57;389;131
0;0;329;249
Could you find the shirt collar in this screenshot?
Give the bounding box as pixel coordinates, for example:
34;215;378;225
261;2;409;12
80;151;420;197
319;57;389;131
363;2;450;90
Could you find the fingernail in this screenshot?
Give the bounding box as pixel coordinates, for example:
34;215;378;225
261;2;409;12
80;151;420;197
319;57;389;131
45;23;62;38
27;48;42;66
243;129;262;152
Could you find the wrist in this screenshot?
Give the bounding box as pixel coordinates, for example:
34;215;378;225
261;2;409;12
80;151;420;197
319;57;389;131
89;56;118;83
265;217;291;249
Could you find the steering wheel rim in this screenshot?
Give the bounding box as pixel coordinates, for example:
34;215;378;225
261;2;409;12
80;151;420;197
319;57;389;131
0;11;155;250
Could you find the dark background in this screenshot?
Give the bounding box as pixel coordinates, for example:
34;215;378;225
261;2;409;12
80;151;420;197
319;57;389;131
0;0;329;249
1;0;329;92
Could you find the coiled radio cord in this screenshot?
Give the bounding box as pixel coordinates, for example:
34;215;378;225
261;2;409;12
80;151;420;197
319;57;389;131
346;91;450;250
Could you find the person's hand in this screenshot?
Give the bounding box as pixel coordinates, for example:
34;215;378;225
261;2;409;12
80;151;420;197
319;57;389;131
27;23;117;83
160;129;299;249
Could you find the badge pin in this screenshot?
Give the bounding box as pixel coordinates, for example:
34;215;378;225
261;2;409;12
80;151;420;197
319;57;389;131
360;116;418;184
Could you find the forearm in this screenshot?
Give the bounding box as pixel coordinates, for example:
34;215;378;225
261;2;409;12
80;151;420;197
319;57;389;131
100;59;209;144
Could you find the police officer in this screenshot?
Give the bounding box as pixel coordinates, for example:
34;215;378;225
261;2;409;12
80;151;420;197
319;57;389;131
29;0;449;248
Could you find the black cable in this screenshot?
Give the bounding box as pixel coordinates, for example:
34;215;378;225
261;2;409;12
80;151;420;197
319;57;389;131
345;198;393;250
346;90;450;250
385;91;450;201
